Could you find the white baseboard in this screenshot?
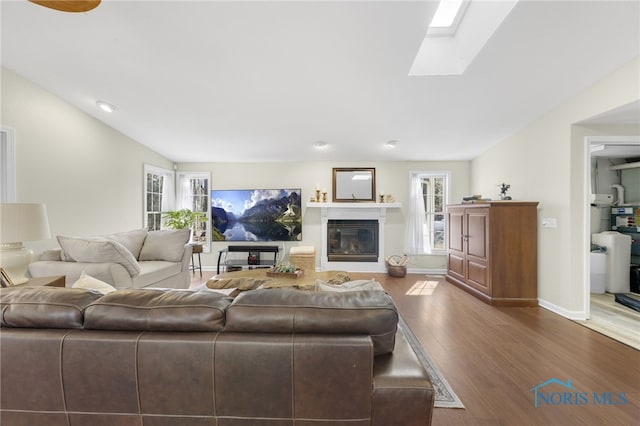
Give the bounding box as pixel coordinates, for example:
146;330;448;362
538;298;587;320
203;266;449;276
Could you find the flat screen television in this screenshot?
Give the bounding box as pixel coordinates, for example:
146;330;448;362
211;188;302;241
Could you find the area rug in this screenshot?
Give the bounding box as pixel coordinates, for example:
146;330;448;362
398;316;465;409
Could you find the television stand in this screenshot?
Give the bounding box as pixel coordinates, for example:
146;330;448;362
217;245;279;274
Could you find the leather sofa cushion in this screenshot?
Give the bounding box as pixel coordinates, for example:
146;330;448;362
0;287;103;329
84;289;231;332
226;289;398;355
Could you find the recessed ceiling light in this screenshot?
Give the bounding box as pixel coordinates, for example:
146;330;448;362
314;141;328;148
385;140;398;148
96;100;116;113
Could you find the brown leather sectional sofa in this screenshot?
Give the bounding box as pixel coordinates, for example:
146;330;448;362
0;286;434;425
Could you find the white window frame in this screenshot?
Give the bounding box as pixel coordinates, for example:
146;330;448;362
176;171;211;252
1;126;17;203
143;164;175;231
405;171;450;254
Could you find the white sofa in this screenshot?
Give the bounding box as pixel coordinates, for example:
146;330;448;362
29;229;193;289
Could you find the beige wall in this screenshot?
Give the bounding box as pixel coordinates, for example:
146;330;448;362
179;160;471;271
2;67;471;271
1;68;174;253
471;58;639;317
5;55;637;300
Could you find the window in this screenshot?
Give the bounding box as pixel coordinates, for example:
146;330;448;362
143;164;174;231
404;171;449;254
142;166;210;249
177;172;211;251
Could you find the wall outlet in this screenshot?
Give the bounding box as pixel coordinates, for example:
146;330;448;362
542;218;557;228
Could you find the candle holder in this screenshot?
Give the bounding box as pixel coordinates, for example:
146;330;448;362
379;194;385;203
322;191;327;203
315;189;321;202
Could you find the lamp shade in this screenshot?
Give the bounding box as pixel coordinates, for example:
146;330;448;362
0;203;51;243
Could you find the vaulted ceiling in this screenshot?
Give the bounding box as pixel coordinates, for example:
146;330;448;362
2;1;639;162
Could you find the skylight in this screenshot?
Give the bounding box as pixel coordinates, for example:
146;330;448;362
428;0;470;36
410;0;518;76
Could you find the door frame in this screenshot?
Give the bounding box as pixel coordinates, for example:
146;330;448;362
583;135;640;319
0;126;16;203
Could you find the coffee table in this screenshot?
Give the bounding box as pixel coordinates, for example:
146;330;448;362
213;268;348;291
13;275;65;288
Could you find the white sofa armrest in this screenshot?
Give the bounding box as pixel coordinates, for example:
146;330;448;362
180;244;194;272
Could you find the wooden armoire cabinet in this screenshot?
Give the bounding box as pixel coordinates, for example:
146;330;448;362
445;202;539;307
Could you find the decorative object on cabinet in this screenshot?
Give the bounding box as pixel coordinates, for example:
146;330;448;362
332;168;376;202
498;183;512;200
446;202;539;307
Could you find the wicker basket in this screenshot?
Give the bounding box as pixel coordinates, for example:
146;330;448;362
290;247;316;272
386;255;407;278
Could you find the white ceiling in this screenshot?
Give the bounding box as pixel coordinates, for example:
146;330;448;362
1;0;639;163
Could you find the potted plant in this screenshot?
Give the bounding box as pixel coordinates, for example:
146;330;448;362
162;208;206;241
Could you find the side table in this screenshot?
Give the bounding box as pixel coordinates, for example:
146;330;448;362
190;244;203;277
15;275;66;288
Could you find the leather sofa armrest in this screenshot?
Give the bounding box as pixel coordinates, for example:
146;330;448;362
372;330;434;425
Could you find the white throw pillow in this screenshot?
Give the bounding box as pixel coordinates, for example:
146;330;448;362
138;229;190;262
57;236;141;277
106;229;148;259
72;271;117;294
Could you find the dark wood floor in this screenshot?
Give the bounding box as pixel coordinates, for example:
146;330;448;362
192;271;640;425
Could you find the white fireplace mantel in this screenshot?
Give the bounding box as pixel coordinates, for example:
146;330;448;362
306;202;402;272
306;202;402;210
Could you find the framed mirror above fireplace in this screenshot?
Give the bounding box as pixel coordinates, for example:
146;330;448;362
332;168;376;202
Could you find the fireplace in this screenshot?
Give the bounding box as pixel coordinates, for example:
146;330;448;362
327;220;378;262
314;203;397;272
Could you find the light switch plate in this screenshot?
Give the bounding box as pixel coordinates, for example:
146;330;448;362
542;218;557;228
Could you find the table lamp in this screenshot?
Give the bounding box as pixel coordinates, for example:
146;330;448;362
0;203;51;284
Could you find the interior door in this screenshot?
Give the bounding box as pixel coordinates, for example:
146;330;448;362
466;208;489;292
446;207;465;281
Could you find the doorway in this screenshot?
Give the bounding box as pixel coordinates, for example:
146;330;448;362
0;127;16;203
582;136;640;348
